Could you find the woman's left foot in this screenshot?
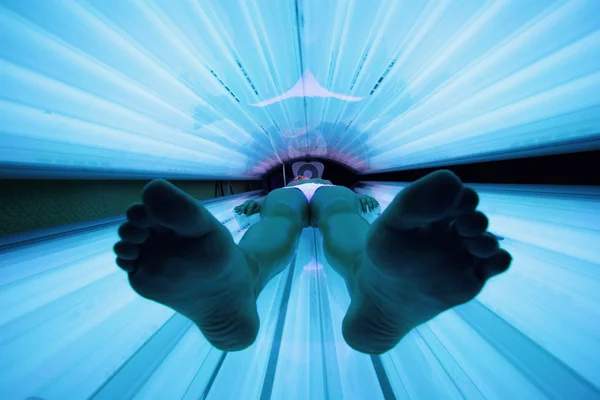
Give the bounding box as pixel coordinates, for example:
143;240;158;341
343;170;512;354
114;180;260;351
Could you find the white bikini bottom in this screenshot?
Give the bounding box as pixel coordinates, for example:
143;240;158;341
281;183;335;202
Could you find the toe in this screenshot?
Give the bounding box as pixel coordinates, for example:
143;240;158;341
116;257;137;272
126;204;150;228
455;187;479;214
113;240;140;260
455;211;488;237
118;222;150;244
142;179;214;237
482;249;512;278
464;233;499;258
381;169;464;229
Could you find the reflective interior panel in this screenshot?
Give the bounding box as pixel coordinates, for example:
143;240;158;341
1;0;599;178
1;185;598;399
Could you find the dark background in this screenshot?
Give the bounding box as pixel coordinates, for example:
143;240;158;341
264;149;599;190
2;150;597;237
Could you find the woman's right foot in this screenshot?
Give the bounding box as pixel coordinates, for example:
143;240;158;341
114;179;260;351
344;170;512;354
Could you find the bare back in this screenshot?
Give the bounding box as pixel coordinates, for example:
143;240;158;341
286;178;333;187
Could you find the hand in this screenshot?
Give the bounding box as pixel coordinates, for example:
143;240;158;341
358;194;380;213
234;200;261;216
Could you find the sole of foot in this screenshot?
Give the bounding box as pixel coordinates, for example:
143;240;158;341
114;179;260;351
343;170;512;354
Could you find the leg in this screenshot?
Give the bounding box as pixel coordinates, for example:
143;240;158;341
239;187;309;295
311;172;512;355
113;180;307;352
310;185;366;292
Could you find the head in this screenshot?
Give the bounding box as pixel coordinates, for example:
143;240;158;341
292;175;309;182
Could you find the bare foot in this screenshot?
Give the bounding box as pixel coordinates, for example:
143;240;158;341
113;180;259;351
344;170;512;354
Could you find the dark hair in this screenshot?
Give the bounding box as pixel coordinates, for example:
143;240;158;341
292;175;308;182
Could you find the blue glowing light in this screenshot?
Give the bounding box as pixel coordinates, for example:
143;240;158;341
1;185;599;398
1;0;599;178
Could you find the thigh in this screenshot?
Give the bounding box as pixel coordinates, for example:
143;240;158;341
261;188;310;228
310;186;360;228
